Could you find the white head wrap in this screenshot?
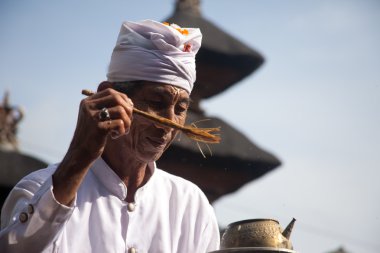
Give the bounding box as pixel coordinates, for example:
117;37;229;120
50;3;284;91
107;20;202;94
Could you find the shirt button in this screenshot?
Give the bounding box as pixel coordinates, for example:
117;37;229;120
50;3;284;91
128;247;137;253
19;212;28;223
27;204;34;214
127;202;135;212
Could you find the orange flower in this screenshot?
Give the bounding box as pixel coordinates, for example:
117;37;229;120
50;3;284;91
163;22;189;36
175;28;189;35
180;28;189;35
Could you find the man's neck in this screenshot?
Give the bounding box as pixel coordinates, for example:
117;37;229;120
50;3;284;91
101;151;153;203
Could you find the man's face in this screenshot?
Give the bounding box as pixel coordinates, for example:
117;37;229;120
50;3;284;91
117;81;190;162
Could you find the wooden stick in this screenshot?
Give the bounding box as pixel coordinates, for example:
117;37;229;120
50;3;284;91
81;89;221;144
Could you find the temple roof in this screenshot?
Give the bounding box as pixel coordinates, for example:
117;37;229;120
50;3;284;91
158;110;281;203
165;7;264;101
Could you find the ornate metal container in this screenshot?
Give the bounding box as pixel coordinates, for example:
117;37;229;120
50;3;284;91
220;219;296;249
209;247;297;253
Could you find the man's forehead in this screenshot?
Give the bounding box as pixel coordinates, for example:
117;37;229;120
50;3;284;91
141;82;189;97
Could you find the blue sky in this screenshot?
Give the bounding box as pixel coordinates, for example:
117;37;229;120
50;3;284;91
1;1;379;252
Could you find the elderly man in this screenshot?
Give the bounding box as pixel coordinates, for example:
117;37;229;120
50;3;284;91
0;20;220;252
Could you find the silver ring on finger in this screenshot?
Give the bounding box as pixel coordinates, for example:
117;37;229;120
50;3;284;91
99;107;111;121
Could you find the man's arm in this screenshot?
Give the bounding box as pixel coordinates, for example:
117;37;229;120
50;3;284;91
0;167;75;252
0;84;134;251
203;205;221;252
52;84;134;205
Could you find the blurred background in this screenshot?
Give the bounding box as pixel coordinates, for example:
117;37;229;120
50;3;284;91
1;0;379;252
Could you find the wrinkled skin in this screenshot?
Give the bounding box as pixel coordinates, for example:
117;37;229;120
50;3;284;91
104;81;190;163
52;81;190;204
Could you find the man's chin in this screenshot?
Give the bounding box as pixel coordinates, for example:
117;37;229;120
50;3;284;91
136;147;165;163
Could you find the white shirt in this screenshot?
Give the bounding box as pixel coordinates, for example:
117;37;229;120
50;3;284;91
0;158;220;252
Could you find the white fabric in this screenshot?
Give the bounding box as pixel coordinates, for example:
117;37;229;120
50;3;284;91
0;158;220;253
107;20;202;94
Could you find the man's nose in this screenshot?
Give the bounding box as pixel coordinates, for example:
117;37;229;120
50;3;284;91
159;106;175;121
154;107;175;130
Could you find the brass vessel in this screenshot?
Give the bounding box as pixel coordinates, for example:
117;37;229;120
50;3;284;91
220;218;296;249
209;247;296;253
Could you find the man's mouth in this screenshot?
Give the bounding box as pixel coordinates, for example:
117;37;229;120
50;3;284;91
146;136;167;148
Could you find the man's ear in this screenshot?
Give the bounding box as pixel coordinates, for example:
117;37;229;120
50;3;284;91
97;81;113;92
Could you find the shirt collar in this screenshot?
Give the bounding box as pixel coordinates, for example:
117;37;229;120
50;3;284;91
91;157;156;201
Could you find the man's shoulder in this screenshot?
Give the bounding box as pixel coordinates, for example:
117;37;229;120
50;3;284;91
154;168;208;201
155;168;197;187
15;164;58;188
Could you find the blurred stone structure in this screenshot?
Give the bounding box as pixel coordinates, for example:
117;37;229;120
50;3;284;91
157;0;281;203
327;247;350;253
0;91;47;210
0;91;23;150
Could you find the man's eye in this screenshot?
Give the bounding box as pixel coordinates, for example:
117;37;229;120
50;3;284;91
175;104;188;115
